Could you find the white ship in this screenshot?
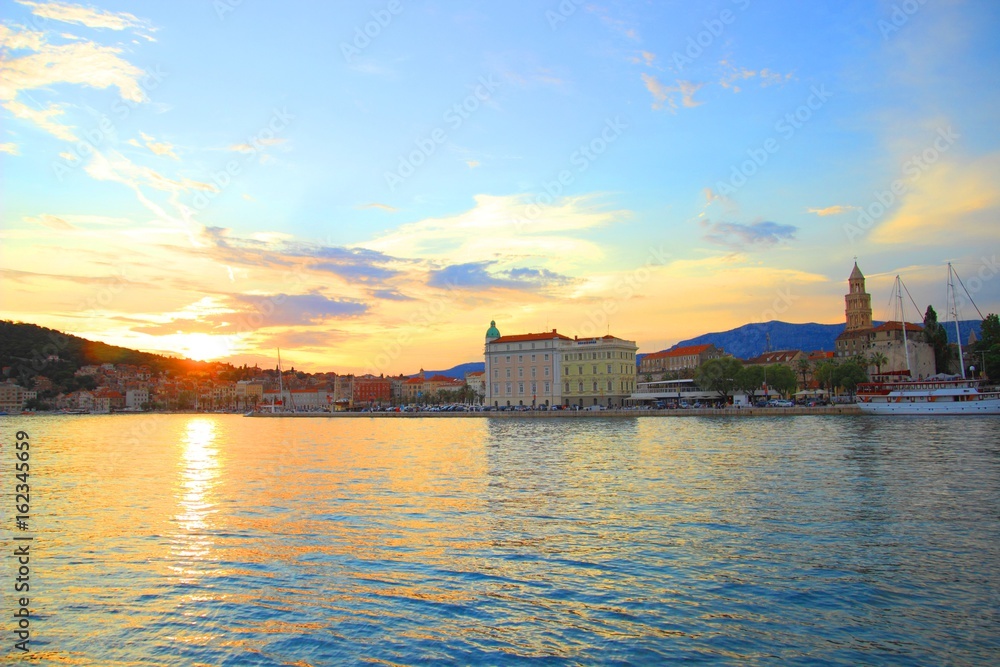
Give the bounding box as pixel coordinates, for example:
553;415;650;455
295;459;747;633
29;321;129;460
857;375;1000;415
856;263;998;415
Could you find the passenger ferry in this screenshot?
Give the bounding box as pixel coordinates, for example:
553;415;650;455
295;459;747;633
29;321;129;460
856;373;1000;415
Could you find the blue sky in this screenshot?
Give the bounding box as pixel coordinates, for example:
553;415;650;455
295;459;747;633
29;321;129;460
2;0;999;372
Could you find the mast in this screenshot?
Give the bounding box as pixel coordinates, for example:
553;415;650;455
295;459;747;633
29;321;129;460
277;348;285;411
948;263;966;379
896;276;911;374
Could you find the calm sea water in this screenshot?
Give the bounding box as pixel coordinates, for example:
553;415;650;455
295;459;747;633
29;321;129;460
2;414;999;665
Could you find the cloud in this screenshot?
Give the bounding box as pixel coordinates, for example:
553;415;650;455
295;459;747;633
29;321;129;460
808;205;859;216
358;202;397;211
641;74;704;111
362;193;622;272
371;289;413;301
0;142;19;155
630;51;656;67
427;261;574;291
25;214;76;230
870;152;1000;246
0;37;148;104
15;1;152;34
702;220;798;250
465;160;480;169
1;100;76;140
229;292;368;325
139;131;178;159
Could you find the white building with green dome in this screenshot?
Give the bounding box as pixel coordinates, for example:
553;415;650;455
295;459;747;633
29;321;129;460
484;321;638;409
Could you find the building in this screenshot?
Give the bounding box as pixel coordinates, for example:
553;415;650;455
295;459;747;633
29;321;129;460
465;371;485;402
353;375;391;406
125;388;149;410
744;350;805;366
483;321;638;408
833;262;935;377
639;343;723;376
560;334;639;408
484;322;572;408
869;321;935;378
0;382;36;412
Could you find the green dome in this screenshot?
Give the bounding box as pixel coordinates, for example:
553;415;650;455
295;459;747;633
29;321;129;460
485;320;501;339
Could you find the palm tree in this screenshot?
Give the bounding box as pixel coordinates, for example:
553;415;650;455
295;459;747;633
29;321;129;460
869;351;888;376
795;358;812;389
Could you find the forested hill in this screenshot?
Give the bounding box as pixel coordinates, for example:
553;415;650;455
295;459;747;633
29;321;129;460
0;320;216;384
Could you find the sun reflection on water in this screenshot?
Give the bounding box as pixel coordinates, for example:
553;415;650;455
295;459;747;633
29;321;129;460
170;418;221;579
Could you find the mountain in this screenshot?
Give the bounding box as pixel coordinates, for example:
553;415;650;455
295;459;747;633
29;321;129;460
661;319;984;360
413;362;484;379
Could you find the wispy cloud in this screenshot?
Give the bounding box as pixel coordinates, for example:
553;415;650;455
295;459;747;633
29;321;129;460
702;220;798;250
808;205;859;216
641;74;704;111
25;214;75;230
138;131;178;159
1;100;76;140
15;0;153;36
427;261;574;291
0;141;20;155
358;202;397;212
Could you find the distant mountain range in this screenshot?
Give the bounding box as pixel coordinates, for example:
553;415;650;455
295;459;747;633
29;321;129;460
666;319;984;361
414;361;485;379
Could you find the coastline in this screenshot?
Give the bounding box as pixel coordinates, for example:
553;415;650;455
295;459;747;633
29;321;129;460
246;405;863;418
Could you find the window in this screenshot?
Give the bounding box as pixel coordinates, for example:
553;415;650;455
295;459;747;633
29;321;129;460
578;366;583;375
506;369;511;378
564;382;569;392
607;364;612;374
505;382;512;394
544;367;549;377
518;382;524;394
593;382;598;391
518;368;523;378
544;382;550;393
493;383;499;394
505;355;510;362
531;368;536;378
518;355;523;362
544;354;549;361
592;365;597;374
607;380;613;391
493;369;498;379
578;382;583;392
564;367;569;376
531;354;536;362
531;383;536;394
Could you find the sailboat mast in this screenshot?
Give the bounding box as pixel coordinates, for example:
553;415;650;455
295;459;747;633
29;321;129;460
897;276;911;374
277;348;284;408
949;263;966;379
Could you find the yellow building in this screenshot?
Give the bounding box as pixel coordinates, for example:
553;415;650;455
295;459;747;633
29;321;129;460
560;335;638;408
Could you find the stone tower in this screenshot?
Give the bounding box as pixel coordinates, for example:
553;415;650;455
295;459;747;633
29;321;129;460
844;262;873;332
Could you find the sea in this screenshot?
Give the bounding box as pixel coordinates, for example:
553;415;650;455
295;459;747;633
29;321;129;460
1;414;998;665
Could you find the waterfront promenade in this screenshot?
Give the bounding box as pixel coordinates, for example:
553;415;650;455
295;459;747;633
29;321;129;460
248;405;862;418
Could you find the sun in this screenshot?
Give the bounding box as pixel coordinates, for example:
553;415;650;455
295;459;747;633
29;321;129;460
164;332;241;362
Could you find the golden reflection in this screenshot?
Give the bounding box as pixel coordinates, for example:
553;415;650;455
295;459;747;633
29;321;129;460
170;418;221;579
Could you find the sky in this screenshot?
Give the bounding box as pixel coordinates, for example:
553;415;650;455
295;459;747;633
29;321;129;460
1;0;999;374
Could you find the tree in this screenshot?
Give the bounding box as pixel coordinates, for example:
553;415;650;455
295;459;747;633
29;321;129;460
813;361;837;392
973;313;1000;379
766;364;798;398
832;362;868;399
695;357;743;402
923;305;950;373
795;358;812;388
737;365;766;402
868;351;888;376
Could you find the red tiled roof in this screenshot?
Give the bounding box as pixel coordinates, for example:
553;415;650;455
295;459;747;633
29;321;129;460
405;377;424;384
746;350;801;364
492;330;573;344
466;371;485;377
808;351;834;360
872;321;923;333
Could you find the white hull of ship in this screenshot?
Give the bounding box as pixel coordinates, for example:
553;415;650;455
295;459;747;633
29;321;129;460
857;398;1000;415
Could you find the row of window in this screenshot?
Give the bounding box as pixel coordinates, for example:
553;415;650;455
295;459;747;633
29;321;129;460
564;365;635;375
489;381;636;395
494;367;551;379
492;353;551;364
563;351;635;361
492;382;552;395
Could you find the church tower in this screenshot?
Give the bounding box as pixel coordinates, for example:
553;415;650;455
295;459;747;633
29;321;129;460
844;262;873;332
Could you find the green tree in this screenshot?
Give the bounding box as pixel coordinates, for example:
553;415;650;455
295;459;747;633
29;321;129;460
973;313;1000;379
737;365;766;402
795;358;812;388
832;362;868;399
813;361;837;392
923;305;950;373
868;351;888;376
766;364;798;398
695;357;744;402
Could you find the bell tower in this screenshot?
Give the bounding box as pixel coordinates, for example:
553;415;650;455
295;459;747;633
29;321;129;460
845;262;873;332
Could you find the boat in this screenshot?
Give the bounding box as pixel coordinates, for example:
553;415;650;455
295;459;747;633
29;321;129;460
856;263;1000;415
857;373;1000;415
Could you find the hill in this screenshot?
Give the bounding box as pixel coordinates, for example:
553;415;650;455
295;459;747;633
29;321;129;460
0;320;220;387
414;362;485;379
